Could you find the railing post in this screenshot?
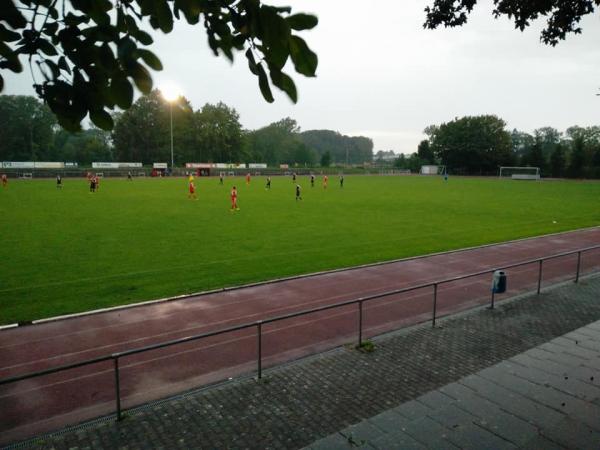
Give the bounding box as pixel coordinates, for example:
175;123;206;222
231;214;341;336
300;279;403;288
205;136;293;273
358;301;363;347
257;321;262;379
537;260;543;295
432;284;438;327
114;357;122;421
490;287;495;310
575;251;582;283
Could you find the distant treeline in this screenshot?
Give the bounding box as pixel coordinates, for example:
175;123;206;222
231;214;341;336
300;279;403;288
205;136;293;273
0;93;373;167
395;115;600;178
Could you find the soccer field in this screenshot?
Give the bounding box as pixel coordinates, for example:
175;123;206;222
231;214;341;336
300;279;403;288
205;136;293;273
1;175;599;324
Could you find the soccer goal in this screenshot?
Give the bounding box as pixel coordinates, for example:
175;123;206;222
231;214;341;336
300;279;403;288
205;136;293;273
95;172;104;178
498;166;540;180
19;172;33;179
136;171;146;177
420;165;446;175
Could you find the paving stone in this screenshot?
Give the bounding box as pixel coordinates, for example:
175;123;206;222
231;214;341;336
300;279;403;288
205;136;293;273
444;422;517;450
451;391;538;446
416;390;454;410
367;431;426;450
391;400;433;421
521;434;568;450
340;421;382;443
540;416;600;450
397;415;456;448
502;358;600;402
459;375;567;429
366;410;408;434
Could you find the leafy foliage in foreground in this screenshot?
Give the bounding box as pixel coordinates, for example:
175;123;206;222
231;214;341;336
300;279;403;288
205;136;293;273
1;0;318;130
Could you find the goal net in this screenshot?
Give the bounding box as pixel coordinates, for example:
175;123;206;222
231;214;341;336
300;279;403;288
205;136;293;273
95;172;104;178
19;173;33;179
499;166;540;180
420;165;446;175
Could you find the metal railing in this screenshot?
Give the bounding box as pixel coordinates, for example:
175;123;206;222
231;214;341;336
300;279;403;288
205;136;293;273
1;243;599;422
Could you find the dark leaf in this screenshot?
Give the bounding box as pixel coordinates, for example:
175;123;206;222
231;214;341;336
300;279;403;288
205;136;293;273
155;1;174;33
270;68;297;103
129;63;153;93
90;108;114;130
286;13;318;31
134;30;153;45
58;56;71;74
256;62;274;103
260;6;290;70
245;48;258;75
289;35;317;76
1;1;27;28
38;38;58;56
0;24;21;42
110;75;134;108
42;21;59;36
138;49;163;70
0;74;3;92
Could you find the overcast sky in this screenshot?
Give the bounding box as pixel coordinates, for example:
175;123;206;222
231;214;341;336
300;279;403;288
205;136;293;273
3;0;600;154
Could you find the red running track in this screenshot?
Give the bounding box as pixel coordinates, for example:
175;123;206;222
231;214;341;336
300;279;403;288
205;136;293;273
1;228;600;445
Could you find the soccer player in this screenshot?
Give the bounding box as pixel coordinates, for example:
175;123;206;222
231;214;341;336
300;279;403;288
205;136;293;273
310;174;315;187
230;186;239;211
292;172;296;182
265;176;271;190
295;184;302;201
94;175;100;191
246;173;251;185
127;171;132;180
323;175;328;189
89;176;96;193
188;179;197;199
339;174;344;188
56;174;62;188
219;173;224;185
188;173;194;184
1;174;7;188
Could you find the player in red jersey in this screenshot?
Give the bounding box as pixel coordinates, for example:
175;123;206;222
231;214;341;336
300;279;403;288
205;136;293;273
246;173;251;185
1;174;7;187
323;175;328;189
230;186;239;211
188;179;197;200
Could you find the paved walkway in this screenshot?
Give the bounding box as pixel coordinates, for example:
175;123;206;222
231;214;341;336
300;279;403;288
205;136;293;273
307;322;600;450
7;274;600;449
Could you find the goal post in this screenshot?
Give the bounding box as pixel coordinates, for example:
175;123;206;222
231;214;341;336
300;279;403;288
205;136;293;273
499;166;540;180
420;165;446;175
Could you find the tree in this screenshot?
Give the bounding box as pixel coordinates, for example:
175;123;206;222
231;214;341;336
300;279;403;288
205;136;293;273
192;102;243;163
549;143;566;178
320;151;331;167
112;89;193;164
53;128;113;165
1;1;318;130
568;136;586;178
524;139;546;173
244;117;315;166
417;140;435;164
427;115;513;174
510;129;534;164
300;130;373;165
0;94;56;161
424;1;598;46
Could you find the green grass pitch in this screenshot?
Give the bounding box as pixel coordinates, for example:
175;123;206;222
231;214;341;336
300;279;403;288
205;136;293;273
1;175;599;324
